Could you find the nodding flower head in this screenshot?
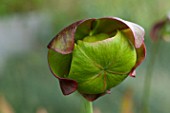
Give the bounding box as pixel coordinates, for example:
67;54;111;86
151;14;170;42
47;17;146;101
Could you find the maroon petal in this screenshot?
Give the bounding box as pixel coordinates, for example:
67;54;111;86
150;20;166;42
47;20;85;54
81;93;104;101
59;78;78;95
81;90;111;101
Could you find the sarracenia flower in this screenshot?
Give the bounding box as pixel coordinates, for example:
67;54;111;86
150;14;170;42
47;17;146;101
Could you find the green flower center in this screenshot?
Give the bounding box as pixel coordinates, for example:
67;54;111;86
83;33;110;42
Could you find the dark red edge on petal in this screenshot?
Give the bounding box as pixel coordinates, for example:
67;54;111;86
97;17;145;77
47;17;146;98
59;78;78;95
47;19;96;54
99;17;145;48
128;43;146;77
47;19;97;95
48;17;144;53
80;90;111;101
46;18;97;95
47;20;84;54
47;51;78;95
98;17;129;33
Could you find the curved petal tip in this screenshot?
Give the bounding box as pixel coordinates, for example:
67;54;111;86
48;20;84;54
59;78;78;95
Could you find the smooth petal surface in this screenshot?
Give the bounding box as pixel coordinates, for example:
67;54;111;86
134;43;146;69
59;78;78;95
68;31;136;94
124;21;145;48
108;17;145;48
48;49;72;78
129;43;146;77
48;49;78;95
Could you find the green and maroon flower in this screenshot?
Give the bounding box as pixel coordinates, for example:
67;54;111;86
150;14;170;42
47;17;146;101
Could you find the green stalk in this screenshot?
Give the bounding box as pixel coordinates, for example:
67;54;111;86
84;99;93;113
141;41;161;113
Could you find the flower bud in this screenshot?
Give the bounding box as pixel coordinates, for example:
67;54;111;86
47;17;146;101
150;13;170;42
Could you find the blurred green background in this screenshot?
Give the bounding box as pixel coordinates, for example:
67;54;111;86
0;0;170;113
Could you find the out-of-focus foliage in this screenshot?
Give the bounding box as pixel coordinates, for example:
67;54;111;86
0;0;43;15
150;14;170;42
0;0;170;113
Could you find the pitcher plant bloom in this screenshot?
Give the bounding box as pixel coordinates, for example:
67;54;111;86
150;13;170;42
47;17;146;101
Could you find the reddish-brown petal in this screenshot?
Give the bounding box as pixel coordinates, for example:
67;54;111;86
47;20;85;54
59;78;78;95
150;20;166;42
81;90;110;101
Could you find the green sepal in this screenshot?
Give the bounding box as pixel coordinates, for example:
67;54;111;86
48;49;72;78
77;72;127;94
68;30;136;94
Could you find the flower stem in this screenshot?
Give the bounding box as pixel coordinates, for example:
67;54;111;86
84;99;93;113
141;41;161;113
